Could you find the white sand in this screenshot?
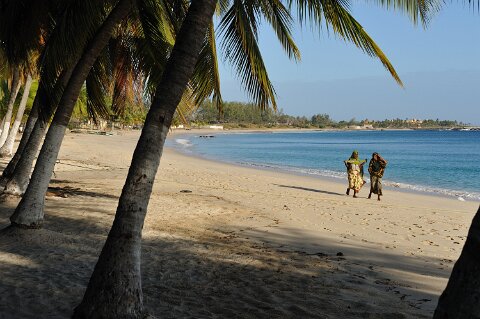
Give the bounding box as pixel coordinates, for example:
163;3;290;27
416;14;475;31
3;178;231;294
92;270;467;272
0;129;477;318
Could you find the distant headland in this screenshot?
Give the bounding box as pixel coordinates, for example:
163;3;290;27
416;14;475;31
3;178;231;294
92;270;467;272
186;101;473;130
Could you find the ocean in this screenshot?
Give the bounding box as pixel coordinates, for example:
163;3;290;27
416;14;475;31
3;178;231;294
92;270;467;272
167;130;480;201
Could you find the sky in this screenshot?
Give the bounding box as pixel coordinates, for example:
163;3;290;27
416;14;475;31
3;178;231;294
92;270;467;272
215;2;480;124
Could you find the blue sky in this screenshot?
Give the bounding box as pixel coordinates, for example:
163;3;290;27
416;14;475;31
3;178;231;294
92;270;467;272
216;2;480;124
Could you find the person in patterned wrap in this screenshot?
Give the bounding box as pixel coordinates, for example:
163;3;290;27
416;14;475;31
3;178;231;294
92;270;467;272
344;150;367;198
368;152;388;201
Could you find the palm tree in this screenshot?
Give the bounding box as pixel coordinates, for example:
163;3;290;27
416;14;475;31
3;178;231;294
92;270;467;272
0;68;21;146
0;87;40;187
74;0;434;317
73;0;218;315
434;206;480;318
0;74;34;156
0;0;165;197
6;0;216;213
0;0;74;186
1;68;75;196
0;0;50;147
9;0;134;227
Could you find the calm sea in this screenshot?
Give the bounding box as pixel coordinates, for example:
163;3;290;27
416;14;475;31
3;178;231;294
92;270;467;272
167;130;480;201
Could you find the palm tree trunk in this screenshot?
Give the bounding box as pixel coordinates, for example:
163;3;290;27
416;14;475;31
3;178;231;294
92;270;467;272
9;0;133;228
2;112;48;196
0;74;33;157
433;206;480;318
0;88;40;187
0;117;5;135
1;66;76;194
72;0;216;317
0;69;21;147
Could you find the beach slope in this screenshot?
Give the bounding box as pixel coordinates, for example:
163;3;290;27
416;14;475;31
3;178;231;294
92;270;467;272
0;130;477;318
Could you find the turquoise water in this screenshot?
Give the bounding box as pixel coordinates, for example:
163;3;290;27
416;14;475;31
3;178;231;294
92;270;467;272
167;130;480;201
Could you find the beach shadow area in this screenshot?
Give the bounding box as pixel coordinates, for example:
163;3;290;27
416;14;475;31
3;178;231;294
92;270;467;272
0;187;445;319
274;183;344;196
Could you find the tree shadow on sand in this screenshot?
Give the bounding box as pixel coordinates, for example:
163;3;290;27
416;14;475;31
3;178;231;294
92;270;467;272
274;184;344;196
0;191;449;319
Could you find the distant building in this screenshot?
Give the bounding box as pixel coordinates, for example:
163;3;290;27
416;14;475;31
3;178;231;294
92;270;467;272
406;118;423;124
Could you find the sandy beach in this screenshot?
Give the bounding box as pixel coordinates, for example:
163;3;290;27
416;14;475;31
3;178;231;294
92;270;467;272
0;129;477;318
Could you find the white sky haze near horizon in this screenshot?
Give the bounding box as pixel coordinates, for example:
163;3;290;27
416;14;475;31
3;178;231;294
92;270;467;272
215;2;480;124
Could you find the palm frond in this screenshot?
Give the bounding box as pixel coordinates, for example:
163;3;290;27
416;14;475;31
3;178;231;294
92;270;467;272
0;0;48;67
216;0;232;15
258;0;301;61
322;1;403;85
219;0;277;110
190;22;223;112
365;0;441;26
85;50;111;122
135;0;179;98
174;87;198;126
39;0;113;96
136;0;176;47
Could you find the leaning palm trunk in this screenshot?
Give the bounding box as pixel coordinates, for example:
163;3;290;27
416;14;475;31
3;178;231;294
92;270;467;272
2;112;49;196
9;0;133;228
0;89;41;187
0;74;33;157
73;0;216;316
1;66;76;195
433;206;480;318
0;117;5;135
0;69;22;147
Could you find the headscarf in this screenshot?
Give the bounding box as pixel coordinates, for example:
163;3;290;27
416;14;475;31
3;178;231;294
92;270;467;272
345;150;366;165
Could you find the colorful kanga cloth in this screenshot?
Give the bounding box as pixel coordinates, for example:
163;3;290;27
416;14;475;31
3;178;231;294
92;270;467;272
370;175;382;195
345;151;366;190
348;170;364;190
368;158;387;178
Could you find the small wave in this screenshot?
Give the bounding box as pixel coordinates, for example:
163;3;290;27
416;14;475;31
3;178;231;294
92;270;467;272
175;138;193;147
240;162;347;180
383;181;480;201
239;162;480;201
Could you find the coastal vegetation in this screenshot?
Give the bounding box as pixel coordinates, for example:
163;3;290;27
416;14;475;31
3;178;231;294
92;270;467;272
191;100;467;129
3;86;466;130
0;0;477;318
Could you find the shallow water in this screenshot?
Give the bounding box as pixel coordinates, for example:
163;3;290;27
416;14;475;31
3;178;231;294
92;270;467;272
167;130;480;201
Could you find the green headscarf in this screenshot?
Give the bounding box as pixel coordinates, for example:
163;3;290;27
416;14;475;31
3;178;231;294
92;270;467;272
345;150;366;165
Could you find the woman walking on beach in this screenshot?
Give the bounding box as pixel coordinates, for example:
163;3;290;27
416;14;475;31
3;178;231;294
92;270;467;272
344;150;367;198
368;152;388;201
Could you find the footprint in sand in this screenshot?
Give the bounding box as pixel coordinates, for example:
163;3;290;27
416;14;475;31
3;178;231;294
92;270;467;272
422;240;438;246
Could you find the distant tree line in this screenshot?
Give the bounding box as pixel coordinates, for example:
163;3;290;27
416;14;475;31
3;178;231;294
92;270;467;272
190;100;466;129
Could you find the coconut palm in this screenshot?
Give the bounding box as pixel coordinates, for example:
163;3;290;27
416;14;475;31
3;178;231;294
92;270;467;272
0;88;40;187
7;0;220;215
0;0;52;145
9;0;134;226
0;74;34;156
0;0;191;198
73;0;436;317
1;67;76;196
0;0;78;185
0;68;21;146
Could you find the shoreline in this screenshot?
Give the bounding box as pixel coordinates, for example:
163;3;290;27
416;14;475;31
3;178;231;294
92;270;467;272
168;128;480;203
1;130;478;318
165;142;479;210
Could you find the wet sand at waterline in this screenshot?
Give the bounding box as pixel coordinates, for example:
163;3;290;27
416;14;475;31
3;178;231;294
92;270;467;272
0;130;477;318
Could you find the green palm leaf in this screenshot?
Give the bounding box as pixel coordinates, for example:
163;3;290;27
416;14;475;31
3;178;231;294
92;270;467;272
258;0;301;60
322;0;403;85
85;49;111;122
190;22;223;112
219;0;277;110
